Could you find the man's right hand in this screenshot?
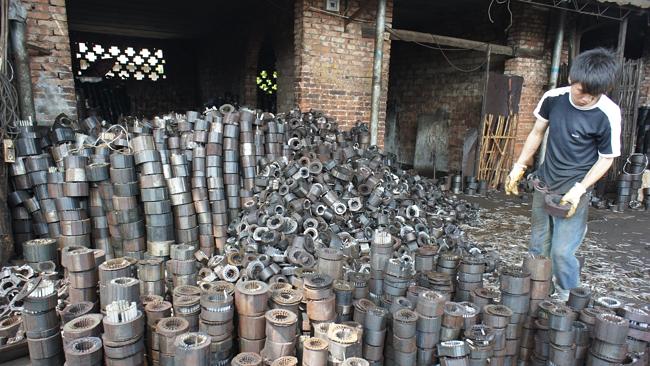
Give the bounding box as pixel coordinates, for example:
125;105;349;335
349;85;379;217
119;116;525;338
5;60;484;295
505;162;527;195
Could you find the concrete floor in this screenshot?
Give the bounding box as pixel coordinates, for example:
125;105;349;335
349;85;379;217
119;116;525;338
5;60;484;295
463;191;650;302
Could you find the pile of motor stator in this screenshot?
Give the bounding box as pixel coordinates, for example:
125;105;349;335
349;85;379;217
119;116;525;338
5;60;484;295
4;107;648;366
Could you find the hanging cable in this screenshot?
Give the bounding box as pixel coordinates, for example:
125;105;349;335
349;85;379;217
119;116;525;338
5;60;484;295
488;0;513;33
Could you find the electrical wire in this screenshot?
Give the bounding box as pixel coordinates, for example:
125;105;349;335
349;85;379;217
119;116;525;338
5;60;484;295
386;28;487;73
488;0;513;33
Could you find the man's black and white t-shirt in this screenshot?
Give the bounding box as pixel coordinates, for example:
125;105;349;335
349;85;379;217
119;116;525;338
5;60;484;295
533;86;621;194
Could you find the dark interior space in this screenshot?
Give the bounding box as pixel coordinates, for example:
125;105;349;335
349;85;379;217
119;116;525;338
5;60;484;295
66;0;294;123
387;0;510;174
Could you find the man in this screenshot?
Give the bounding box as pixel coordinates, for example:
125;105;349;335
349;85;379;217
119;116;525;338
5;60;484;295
505;48;621;300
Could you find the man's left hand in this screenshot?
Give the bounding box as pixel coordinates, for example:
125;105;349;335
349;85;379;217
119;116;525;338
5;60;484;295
560;182;586;218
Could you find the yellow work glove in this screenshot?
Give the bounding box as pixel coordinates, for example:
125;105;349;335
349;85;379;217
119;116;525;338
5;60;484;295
560;182;586;218
505;163;527;195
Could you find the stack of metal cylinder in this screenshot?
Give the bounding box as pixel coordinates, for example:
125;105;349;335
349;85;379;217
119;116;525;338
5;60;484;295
22;238;58;271
520;255;552;362
441;302;466;342
24;278;64;365
131;134;174;259
391;307;418;365
98;257;136;311
546;303;577;366
499;265;531;364
172;286;201;332
102;300;145;364
438;340;470;366
64;336;103;366
615;153;646;211
87;162;112;256
167;244;198;291
262;308;299;362
301;337;329;366
199;289;235;364
156;316;190;365
174;332;212;365
456;256;485;302
362;306;387;364
223;110;241;221
138;257;165;297
589;313;630;365
326;323;362;364
63;247;99;305
482;304;512;365
369;229;393;299
109;152;145;258
333;280;353;322
464;324;495;366
414;290;445;366
304;273;336;325
235;280;269;353
143;299;172;365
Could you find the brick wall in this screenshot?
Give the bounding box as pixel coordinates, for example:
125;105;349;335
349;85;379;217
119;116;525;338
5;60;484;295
504;3;552;161
294;0;393;147
24;0;77;124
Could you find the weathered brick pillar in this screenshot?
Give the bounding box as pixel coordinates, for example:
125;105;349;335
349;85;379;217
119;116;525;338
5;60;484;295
504;3;552;160
24;0;77;124
293;0;393;147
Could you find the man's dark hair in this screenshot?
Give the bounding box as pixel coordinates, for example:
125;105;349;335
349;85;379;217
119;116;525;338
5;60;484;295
569;48;620;96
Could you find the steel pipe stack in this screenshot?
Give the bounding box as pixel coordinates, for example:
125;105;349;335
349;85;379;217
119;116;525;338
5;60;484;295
415;290;445;366
235;280;270;353
24;278;64;366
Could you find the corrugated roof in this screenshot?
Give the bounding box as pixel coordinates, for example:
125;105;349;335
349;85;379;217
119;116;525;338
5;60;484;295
598;0;650;9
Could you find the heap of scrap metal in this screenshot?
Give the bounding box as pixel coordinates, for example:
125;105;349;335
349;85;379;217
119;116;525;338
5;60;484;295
2;107;648;366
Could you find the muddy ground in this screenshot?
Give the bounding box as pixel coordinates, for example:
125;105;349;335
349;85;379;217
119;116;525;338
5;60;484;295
462;192;650;303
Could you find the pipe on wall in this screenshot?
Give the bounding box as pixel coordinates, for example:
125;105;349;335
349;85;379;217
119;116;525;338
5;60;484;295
369;0;387;146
